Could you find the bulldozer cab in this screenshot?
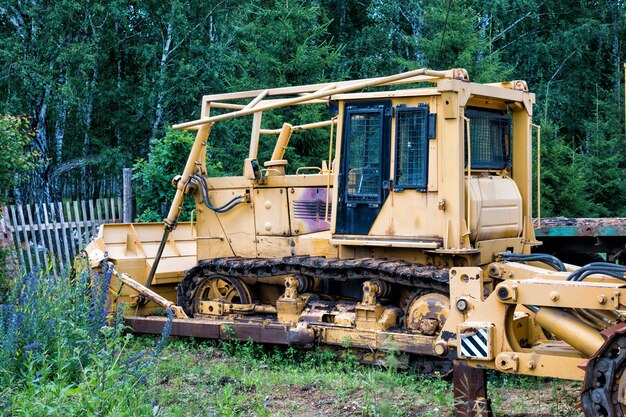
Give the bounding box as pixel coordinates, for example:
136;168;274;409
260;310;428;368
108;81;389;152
328;75;535;261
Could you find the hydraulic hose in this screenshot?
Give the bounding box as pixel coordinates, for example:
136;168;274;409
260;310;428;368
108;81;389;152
500;252;566;272
567;262;626;282
190;175;244;213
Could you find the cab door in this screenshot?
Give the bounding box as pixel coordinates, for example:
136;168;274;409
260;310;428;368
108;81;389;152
336;101;392;235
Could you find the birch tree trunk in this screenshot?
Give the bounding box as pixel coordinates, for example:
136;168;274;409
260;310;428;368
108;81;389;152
55;98;67;163
151;4;176;140
81;67;98;199
33;84;51;203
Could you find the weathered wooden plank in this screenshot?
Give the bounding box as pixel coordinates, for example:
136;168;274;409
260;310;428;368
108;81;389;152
34;204;51;273
66;201;76;254
41;204;58;275
26;204;41;268
5;198;130;272
0;207;6;234
81;200;89;241
110;198;117;222
6;205;24;268
73;200;83;251
45;203;63;272
117;197;123;223
18;204;33;272
96;198;103;224
103;198;110;222
57;202;71;264
88;199;96;236
123;168;132;223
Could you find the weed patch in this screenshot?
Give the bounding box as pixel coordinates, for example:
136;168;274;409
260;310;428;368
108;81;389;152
0;261;173;416
150;337;582;417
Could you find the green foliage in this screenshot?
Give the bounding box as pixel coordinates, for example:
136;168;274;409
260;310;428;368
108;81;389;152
149;336;579;416
120;332;584;416
2;0;626;214
536;121;599;217
133;128;222;222
5;326;153;416
419;0;512;82
210;0;341;176
579;91;626;217
0;239;20;303
228;1;341;89
0;263;173;415
0;114;40;204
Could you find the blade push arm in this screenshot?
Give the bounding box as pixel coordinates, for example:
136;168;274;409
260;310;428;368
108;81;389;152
146;123;213;288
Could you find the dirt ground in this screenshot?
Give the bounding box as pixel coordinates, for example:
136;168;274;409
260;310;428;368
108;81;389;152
260;381;581;417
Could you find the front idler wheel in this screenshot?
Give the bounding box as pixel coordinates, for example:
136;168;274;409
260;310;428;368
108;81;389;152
189;274;252;317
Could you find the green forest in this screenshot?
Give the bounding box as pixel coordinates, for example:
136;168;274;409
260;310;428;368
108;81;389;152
1;0;625;217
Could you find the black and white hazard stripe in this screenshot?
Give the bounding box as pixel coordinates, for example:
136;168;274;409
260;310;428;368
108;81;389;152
460;328;489;359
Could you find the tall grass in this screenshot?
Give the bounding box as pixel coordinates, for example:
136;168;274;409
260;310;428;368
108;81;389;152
0;260;173;416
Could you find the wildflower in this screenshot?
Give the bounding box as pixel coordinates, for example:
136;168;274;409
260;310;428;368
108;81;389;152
89;263;114;333
153;308;174;358
23;342;42;352
123;349;147;368
114;301;126;326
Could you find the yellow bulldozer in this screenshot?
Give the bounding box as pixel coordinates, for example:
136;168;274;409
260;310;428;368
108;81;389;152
86;68;626;416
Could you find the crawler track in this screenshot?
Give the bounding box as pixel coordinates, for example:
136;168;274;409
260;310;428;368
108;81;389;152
582;324;626;416
177;256;449;316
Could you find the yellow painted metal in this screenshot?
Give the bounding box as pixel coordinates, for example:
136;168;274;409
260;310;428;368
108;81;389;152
467;177;523;241
511;106;538;252
253;188;291;237
263;123;293;175
533;307;605;356
260;119;336;135
276;276;308;324
174;68;460;130
249;112;263;160
244;89;269;110
437;84;470;250
496;278;626;310
489;351;585;380
532;124;541;227
406;292;450;335
329;237;441;249
113;267;188;319
197;300;277;316
318;326;436;354
165;123;212;229
325;116;336;222
464;116;472;239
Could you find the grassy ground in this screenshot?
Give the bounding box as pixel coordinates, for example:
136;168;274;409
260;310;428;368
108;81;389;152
0;267;583;416
148;336;583;417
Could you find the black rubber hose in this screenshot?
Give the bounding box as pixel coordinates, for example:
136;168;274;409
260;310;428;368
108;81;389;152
500;253;563;270
567;262;626;281
190;175;244;213
568;262;626;276
192;175;224;210
501;252;566;272
212;198;244;213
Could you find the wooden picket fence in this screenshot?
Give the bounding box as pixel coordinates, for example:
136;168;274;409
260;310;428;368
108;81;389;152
1;198;123;275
